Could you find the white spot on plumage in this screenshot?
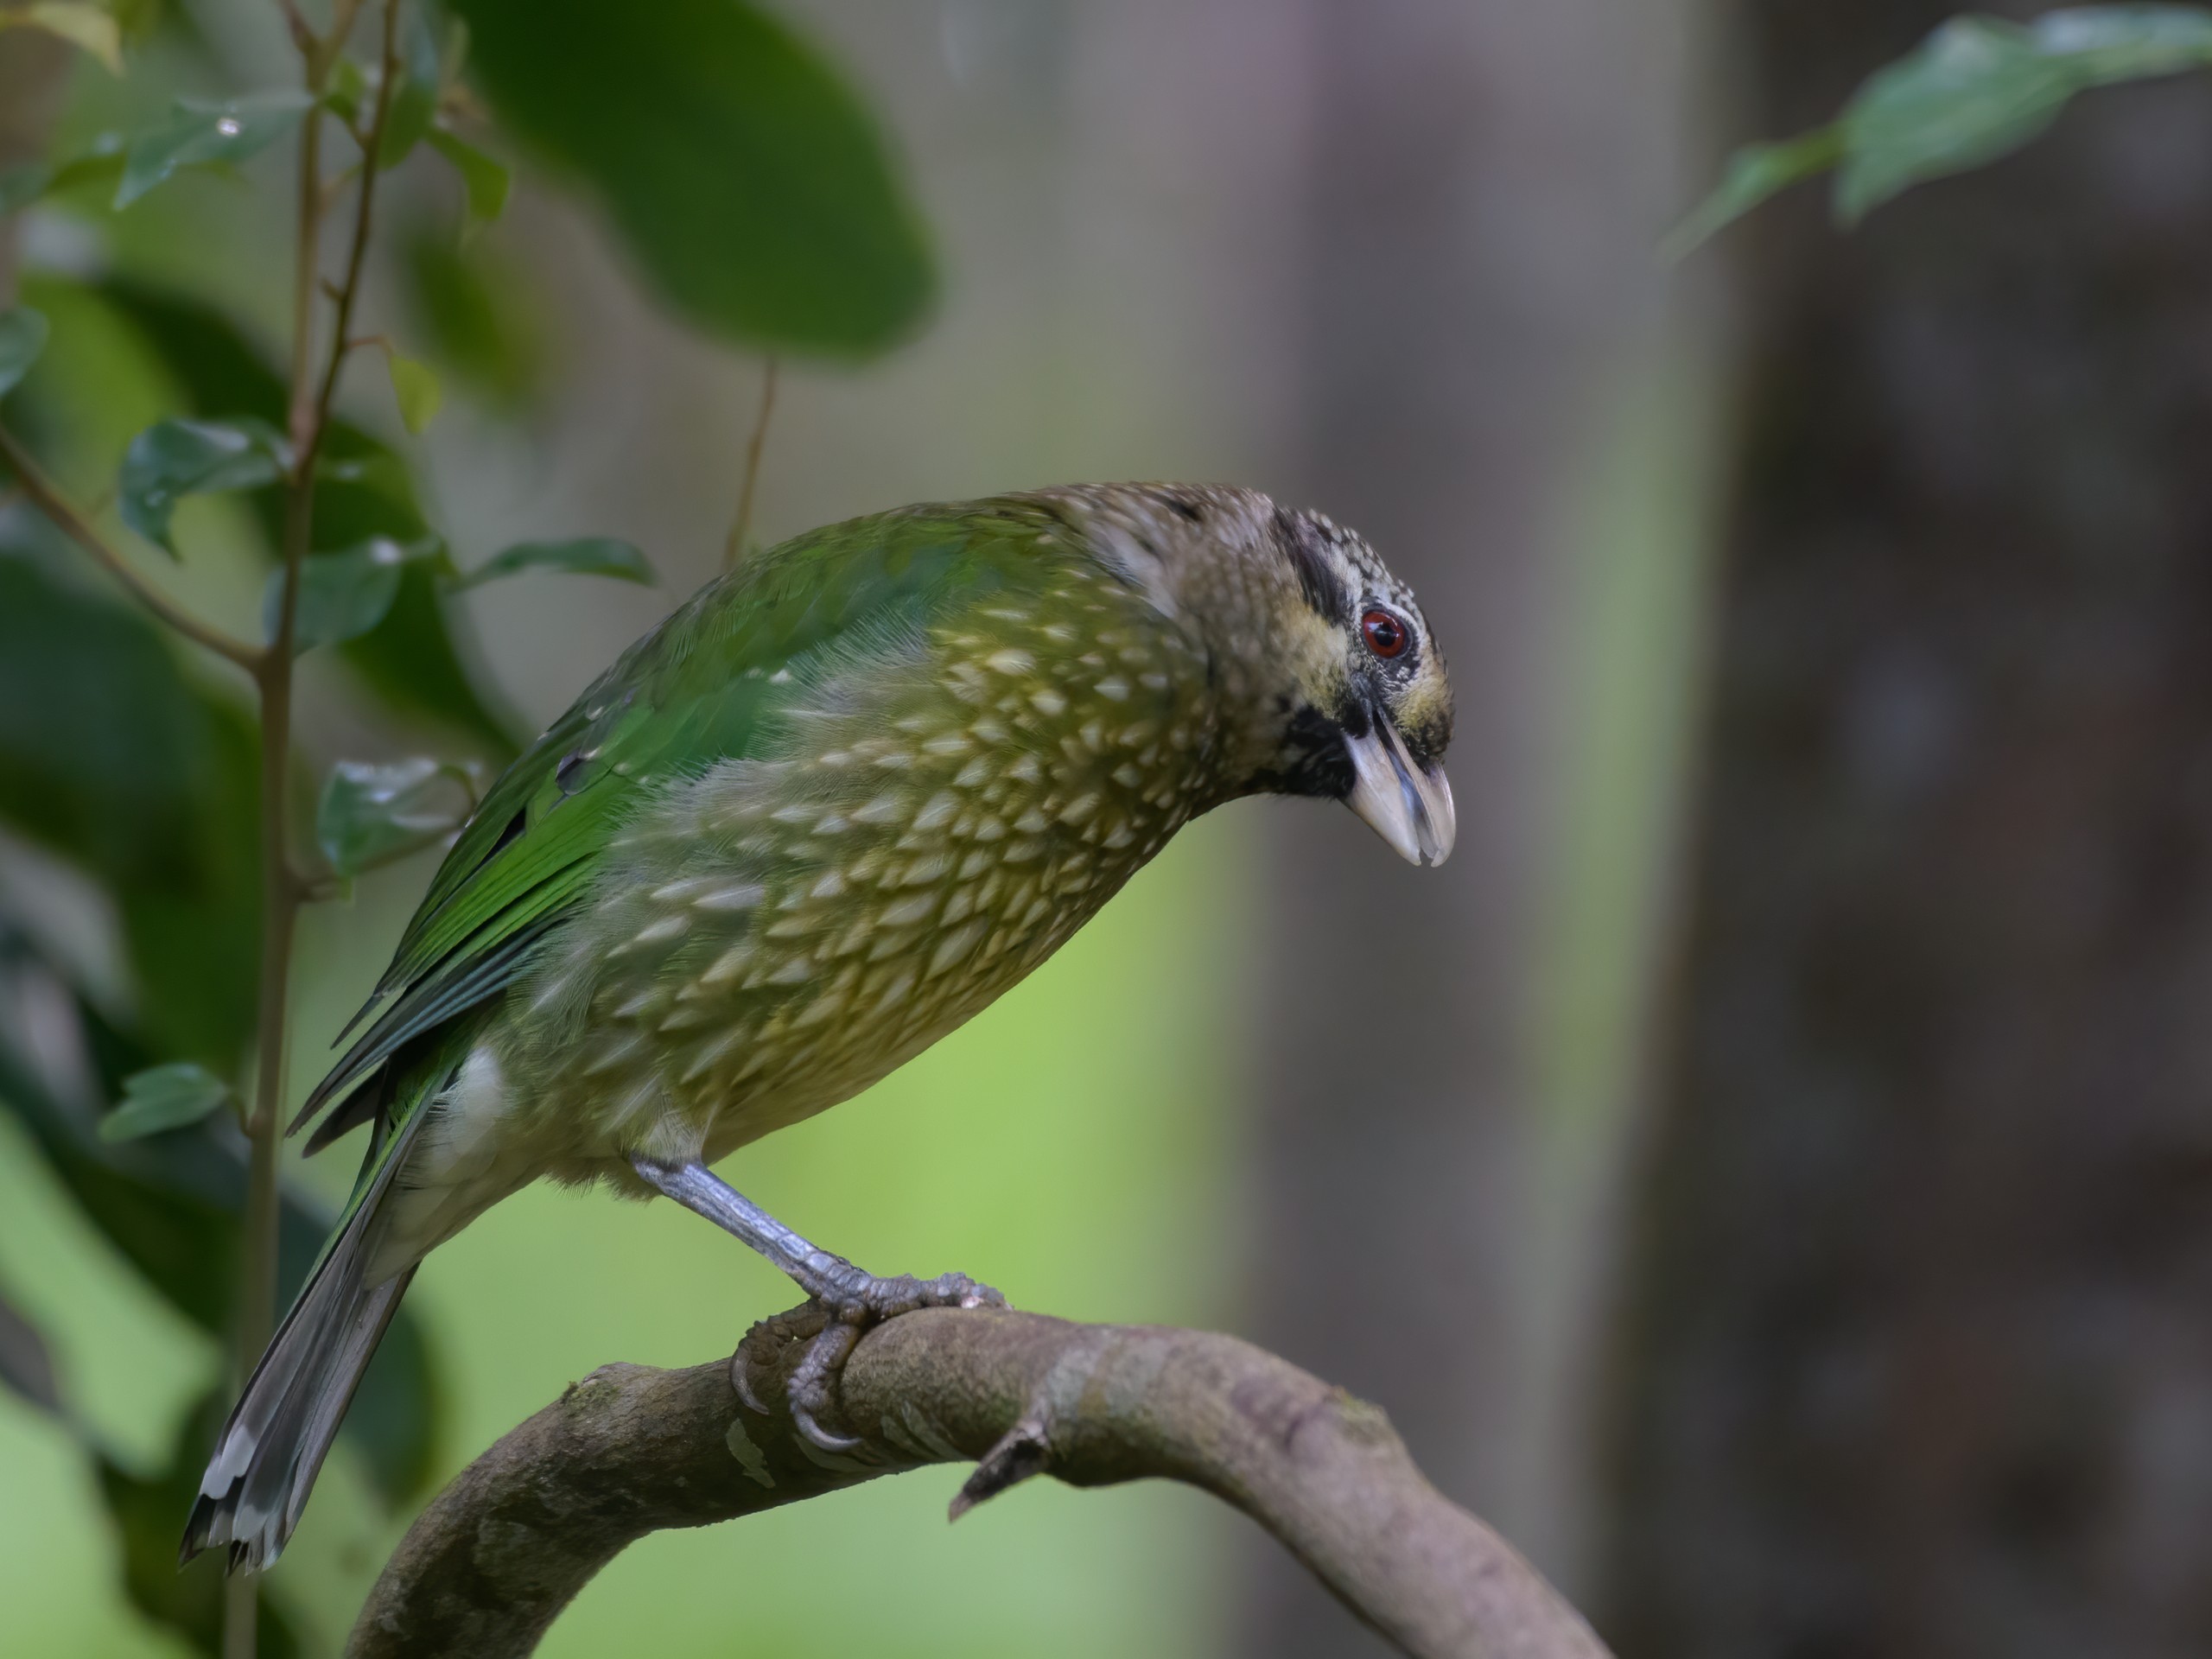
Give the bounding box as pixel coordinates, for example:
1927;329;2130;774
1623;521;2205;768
695;884;766;912
682;1032;741;1083
927;921;987;978
701;944;755;986
881;892;938;927
584;1035;645;1076
650;877;718;903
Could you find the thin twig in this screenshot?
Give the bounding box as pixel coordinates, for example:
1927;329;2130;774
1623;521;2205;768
271;0;316;58
226;8;404;1656
349;1307;1612;1659
309;0;366;85
0;425;261;671
722;358;779;573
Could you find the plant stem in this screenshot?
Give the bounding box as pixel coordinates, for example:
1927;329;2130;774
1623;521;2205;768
722;358;779;572
0;426;263;671
226;7;402;1656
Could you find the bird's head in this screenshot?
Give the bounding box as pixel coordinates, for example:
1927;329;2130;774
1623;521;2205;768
1053;485;1456;867
1236;501;1456;867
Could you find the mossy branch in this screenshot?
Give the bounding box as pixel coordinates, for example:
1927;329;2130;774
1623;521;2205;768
346;1306;1611;1659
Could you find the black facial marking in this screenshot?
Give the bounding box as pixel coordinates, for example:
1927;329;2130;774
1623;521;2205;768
1251;703;1357;800
1163;493;1204;523
1272;506;1347;624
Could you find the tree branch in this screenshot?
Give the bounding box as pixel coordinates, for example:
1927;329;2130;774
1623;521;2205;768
348;1306;1611;1659
0;425;263;671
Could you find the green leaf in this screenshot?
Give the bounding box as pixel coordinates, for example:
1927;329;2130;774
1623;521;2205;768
451;535;654;590
2032;4;2212;85
379;71;440;170
0;306;48;398
0;136;126;216
1663;128;1846;259
1835;18;2079;223
0;1294;62;1416
116;91;317;209
0;943;442;1508
0;542;262;1065
385;348;442;435
1;3;123;74
1682;5;2212;245
424;125;511;222
325;54;370;126
266;534;444;653
100;1063;233;1142
317;756;473;879
450;0;933;356
401;227;545;407
78;277;521;754
118;416;289;556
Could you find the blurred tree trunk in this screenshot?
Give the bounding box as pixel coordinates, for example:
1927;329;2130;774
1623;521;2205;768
1237;3;1713;1653
1602;3;2212;1656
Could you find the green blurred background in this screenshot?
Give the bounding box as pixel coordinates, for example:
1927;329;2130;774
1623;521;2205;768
13;2;2212;1656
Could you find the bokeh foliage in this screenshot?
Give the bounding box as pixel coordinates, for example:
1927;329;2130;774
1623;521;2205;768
0;1;936;1651
1669;3;2212;253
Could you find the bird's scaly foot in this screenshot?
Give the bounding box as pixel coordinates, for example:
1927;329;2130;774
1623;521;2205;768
761;1259;1005;1451
628;1158;1004;1449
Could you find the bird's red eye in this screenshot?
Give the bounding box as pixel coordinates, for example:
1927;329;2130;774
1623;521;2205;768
1361;608;1408;658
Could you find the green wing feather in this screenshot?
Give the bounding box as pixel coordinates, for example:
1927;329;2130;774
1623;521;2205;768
291;498;1070;1141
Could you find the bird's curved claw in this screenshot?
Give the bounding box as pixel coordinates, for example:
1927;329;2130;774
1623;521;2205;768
778;1269;1007;1452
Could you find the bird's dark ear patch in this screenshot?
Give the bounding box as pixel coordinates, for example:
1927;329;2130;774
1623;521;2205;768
1272;506;1346;623
1163;493;1204;524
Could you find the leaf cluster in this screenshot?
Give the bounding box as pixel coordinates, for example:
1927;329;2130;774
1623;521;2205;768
0;0;940;1648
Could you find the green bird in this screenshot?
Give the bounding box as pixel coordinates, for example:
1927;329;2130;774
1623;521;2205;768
183;482;1454;1569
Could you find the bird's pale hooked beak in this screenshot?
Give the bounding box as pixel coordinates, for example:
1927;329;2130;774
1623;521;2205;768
1343;712;1456;868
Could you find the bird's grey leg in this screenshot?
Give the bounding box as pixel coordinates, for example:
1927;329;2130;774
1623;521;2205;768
631;1157;1003;1450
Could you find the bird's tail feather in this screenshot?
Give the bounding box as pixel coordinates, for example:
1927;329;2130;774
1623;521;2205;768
182;1109;425;1573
